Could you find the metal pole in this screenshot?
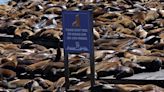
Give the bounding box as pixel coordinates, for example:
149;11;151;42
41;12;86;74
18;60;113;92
64;53;70;91
90;10;95;91
90;52;95;91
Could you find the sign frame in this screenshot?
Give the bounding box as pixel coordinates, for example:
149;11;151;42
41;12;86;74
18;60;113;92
62;10;95;91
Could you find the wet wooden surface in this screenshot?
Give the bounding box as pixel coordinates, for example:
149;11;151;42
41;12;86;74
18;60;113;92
100;69;164;80
124;69;164;80
100;69;164;87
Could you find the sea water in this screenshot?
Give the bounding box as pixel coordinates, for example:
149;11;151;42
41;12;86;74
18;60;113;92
0;0;10;4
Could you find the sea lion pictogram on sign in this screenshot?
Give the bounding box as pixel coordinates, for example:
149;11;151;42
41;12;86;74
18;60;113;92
72;14;80;28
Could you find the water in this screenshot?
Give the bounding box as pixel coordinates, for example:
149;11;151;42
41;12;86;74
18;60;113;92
0;0;10;4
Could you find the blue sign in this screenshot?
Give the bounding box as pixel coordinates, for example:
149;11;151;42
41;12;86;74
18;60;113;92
62;11;93;53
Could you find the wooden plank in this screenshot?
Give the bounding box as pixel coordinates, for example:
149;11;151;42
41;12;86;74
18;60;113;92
99;69;164;87
99;79;164;87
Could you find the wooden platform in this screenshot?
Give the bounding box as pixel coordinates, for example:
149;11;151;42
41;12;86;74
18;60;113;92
0;34;164;87
100;69;164;87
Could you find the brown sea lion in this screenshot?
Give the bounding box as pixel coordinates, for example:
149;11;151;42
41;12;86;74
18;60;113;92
145;10;159;22
0;43;19;50
87;60;133;78
0;54;18;70
8;79;32;88
98;12;120;20
147;28;164;37
114;66;134;79
153;19;164;27
70;81;102;91
93;7;106;17
0;68;16;81
125;52;162;72
14;27;33;39
34;77;54;90
132;11;146;25
44;6;62;14
24;80;43;92
122;59;146;73
25;60;50;72
116;84;164;92
118;15;136;29
30;29;61;42
116;27;136;36
135;25;148;39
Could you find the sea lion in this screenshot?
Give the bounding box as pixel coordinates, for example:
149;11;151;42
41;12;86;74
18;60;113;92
0;54;18;70
14;27;33;39
125;52;162;72
34;77;54;89
20;40;34;49
144;35;160;44
70;81;102;91
116;27;136;36
132;11;146;25
93;7;106;17
44;6;62;14
87;61;121;78
122;59;146;73
93;28;100;40
25;60;50;72
118;15;136;29
2;43;19;50
145;10;159;23
0;68;16;81
116;84;164;92
114;66;134;79
148;28;164;36
24;80;43;92
8;79;32;88
135;25;148;39
153;19;164;27
12;87;29;92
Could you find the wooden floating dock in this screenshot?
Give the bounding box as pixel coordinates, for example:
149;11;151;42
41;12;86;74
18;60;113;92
0;34;164;87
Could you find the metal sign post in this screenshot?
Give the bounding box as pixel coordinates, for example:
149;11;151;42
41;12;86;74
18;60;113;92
62;10;95;91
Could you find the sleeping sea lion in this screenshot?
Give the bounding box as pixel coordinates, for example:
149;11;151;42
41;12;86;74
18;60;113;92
0;68;16;81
